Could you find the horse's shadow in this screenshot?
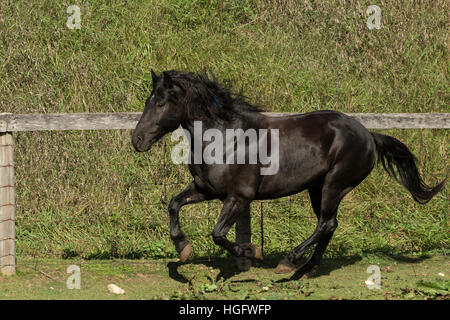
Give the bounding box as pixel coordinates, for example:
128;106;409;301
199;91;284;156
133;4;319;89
166;250;435;284
167;257;247;284
166;253;364;284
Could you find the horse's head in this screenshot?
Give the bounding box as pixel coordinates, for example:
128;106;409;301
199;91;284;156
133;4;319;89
132;70;186;152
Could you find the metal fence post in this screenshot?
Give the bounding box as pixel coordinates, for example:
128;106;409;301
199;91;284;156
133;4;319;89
0;131;15;275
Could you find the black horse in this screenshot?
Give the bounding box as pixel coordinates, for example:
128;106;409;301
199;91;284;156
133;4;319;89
132;70;446;275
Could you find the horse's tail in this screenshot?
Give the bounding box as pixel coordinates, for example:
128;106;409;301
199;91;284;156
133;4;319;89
371;132;447;204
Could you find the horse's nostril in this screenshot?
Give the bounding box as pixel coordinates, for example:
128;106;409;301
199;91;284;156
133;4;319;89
133;135;143;148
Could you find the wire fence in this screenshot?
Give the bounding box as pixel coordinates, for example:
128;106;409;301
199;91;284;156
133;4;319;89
12;133;447;260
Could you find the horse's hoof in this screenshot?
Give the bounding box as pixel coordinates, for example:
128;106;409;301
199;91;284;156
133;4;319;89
242;243;263;260
179;243;192;262
274;262;295;274
251;244;263;260
304;265;320;278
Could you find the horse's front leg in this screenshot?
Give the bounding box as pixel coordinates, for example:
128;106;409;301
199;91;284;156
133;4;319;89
168;182;209;262
212;196;262;260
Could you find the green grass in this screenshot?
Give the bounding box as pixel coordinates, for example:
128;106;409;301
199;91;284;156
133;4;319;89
0;0;448;262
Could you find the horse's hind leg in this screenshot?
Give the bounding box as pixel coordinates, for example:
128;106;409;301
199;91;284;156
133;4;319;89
275;152;374;275
275;160;364;274
275;182;346;274
293;185;335;277
168;182;210;262
212;196;263;260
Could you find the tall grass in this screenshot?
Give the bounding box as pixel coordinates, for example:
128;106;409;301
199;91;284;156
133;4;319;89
0;0;448;260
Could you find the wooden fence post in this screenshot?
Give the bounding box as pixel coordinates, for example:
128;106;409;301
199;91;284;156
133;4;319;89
0;131;15;275
234;208;252;271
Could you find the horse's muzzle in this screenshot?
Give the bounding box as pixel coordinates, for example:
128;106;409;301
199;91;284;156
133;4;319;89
132;133;146;152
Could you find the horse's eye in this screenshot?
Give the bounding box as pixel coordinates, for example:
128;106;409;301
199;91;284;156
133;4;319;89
157;102;164;108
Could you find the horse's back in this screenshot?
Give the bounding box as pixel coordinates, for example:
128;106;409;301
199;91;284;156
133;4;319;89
256;110;375;199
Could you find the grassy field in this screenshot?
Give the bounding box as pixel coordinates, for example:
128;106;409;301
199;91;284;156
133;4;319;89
0;254;448;300
0;0;448;274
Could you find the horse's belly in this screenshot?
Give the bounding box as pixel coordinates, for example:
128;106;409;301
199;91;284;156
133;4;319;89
255;151;329;199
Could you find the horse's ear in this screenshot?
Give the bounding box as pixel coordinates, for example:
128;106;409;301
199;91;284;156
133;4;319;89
151;69;158;85
162;72;173;88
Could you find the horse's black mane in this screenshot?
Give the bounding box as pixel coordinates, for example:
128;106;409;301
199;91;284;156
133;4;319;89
163;70;262;121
